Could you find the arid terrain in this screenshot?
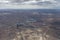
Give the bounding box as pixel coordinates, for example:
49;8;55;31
0;9;60;40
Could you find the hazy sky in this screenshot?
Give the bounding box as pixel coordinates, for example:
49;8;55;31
0;0;60;9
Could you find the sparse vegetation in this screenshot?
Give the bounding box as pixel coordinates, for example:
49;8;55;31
0;9;60;40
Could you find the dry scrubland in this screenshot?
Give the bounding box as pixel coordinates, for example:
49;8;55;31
0;10;60;40
0;27;60;40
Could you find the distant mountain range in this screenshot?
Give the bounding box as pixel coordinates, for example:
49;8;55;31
0;9;60;13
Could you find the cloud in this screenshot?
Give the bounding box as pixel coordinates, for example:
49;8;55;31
0;0;11;4
0;0;60;9
20;0;57;8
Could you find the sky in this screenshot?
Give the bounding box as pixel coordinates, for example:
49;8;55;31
0;0;60;9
